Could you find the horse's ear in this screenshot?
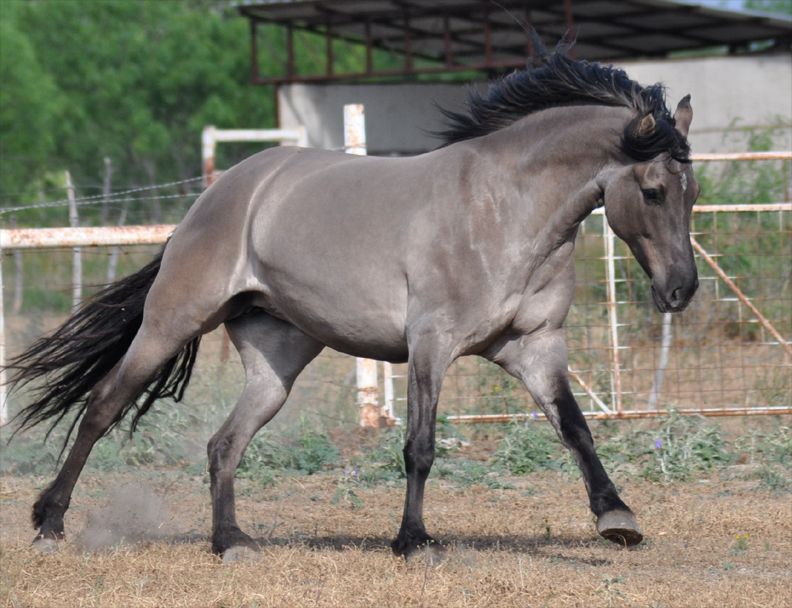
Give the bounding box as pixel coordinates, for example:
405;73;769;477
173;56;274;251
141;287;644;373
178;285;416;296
636;113;656;137
674;95;693;137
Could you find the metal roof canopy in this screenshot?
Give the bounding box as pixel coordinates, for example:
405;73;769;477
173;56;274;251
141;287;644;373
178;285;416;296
236;0;792;84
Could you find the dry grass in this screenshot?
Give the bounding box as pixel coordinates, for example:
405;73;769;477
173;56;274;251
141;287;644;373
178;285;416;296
1;470;790;608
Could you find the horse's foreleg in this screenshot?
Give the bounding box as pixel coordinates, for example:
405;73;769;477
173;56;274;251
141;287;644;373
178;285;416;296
391;334;452;558
208;313;322;560
487;330;643;547
32;323;196;549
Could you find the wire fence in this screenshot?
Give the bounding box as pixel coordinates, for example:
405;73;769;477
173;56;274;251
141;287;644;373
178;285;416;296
1;154;790;429
358;204;788;424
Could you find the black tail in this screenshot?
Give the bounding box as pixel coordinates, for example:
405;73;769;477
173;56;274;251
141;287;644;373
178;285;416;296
6;249;201;448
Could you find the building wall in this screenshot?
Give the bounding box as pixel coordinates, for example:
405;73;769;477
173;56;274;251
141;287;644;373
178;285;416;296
277;54;791;155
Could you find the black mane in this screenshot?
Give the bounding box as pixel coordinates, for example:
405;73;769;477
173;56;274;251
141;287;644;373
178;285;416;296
438;39;690;163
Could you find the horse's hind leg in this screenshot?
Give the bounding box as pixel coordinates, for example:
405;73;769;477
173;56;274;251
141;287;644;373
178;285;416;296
207;311;322;559
487;330;643;547
32;317;202;549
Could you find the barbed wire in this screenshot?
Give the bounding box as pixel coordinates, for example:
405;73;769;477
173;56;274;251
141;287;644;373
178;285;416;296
0;176;204;217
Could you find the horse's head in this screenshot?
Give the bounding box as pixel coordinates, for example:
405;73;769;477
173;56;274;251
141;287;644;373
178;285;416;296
601;97;699;313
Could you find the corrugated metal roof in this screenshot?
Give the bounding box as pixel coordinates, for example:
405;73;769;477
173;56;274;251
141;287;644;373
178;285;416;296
236;0;791;83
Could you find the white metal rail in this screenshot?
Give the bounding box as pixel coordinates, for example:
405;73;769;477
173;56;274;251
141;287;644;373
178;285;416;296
1;151;790;426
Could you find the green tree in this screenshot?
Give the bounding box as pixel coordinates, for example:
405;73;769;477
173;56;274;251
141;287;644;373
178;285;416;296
744;1;792;16
0;3;60;201
2;1;403;222
3;1;305;223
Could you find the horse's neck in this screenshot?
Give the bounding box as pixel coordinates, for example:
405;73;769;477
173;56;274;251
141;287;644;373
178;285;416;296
489;108;623;235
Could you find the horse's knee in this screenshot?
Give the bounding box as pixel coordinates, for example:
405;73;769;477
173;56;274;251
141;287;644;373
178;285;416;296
207;432;235;475
404;436;435;476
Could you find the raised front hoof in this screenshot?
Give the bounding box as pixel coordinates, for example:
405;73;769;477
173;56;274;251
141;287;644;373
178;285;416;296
597;509;643;547
212;527;260;563
391;532;442;562
31;534;62;555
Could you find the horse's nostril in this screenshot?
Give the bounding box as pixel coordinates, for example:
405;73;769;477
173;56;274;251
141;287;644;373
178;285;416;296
671;287;682;304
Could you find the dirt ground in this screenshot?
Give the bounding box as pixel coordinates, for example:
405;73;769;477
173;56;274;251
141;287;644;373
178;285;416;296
0;469;789;608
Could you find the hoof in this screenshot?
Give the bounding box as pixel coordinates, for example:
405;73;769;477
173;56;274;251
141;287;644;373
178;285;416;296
597;509;643;547
222;545;259;564
32;536;60;555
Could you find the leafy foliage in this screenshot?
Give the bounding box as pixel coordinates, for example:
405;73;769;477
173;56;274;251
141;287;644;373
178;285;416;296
357;429;407;483
237;418;339;483
0;3;59;200
1;0;403;224
0;1;304;222
493;420;568;475
642;410;732;481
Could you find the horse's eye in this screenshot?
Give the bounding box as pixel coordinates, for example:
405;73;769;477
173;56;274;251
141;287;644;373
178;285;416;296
641;188;663;205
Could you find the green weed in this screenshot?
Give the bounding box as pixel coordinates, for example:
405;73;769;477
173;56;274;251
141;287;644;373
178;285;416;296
731;533;750;555
237;419;339;482
356;429;406;483
331;466;365;510
642;410;731;482
493;419;567;475
434;457;514;489
754;465;790;493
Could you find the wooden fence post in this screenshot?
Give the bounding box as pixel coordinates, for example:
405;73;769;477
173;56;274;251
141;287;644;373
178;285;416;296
65;171;81;311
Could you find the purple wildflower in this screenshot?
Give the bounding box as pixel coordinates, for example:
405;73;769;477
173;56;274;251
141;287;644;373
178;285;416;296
654;438;663;449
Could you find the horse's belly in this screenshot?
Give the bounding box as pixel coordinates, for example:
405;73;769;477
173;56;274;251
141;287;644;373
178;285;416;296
253;280;409;362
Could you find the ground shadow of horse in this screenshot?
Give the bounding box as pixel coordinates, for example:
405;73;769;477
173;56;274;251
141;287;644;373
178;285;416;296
164;532;617;566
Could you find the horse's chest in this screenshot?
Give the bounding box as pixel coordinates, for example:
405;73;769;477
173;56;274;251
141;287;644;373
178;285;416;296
511;255;576;335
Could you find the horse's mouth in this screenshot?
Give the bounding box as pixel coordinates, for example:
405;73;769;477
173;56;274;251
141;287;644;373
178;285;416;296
651;284;694;313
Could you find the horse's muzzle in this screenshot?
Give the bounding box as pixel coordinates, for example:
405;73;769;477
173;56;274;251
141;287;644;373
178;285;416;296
651;277;699;313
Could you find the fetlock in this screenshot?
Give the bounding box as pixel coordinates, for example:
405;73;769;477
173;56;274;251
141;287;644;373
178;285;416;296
590;490;629;517
32;487;68;538
211;524;258;556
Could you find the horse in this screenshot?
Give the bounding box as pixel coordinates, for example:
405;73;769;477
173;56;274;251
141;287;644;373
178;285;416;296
6;39;699;560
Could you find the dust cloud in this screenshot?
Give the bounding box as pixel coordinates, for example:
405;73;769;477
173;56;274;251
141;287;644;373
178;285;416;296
77;484;169;552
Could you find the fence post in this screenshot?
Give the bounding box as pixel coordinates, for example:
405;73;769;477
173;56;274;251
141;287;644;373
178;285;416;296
10;216;22;314
65;171;81;311
106;201;128;283
0;246;6;427
202;125;217;188
100;156;113;225
603;218;623;414
343;104;393;428
648;313;672;409
383;361;395;421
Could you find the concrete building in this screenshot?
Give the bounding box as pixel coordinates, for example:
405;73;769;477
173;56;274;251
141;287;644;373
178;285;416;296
277;54;791;154
238;1;792;154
